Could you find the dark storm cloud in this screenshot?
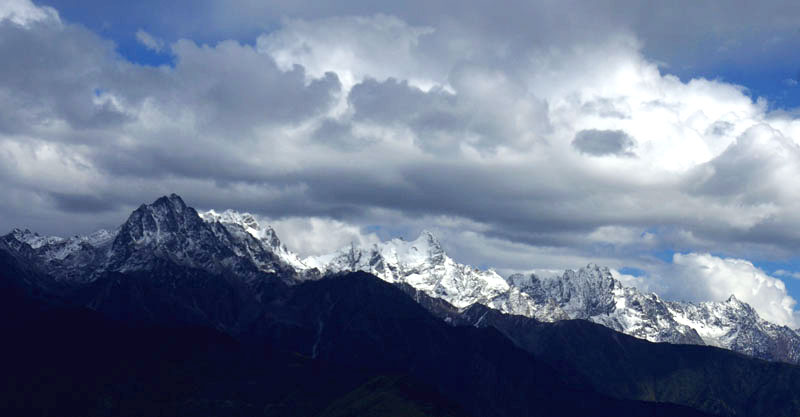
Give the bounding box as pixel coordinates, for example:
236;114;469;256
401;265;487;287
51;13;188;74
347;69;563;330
349;78;456;124
581;98;631;119
0;20;131;135
0;15;341;141
349;77;548;153
237;160;643;251
239;155;793;259
47;191;119;213
349;78;466;152
0;22;343;189
312;118;374;150
168;40;341;130
90;140;268;181
686;125;800;204
572;129;636;156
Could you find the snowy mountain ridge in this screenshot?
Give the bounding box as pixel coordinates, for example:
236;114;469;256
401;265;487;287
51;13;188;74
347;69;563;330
196;206;800;363
200;209;308;272
2;194;799;364
300;230;511;308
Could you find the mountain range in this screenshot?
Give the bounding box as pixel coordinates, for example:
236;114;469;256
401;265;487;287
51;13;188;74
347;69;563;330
298;231;800;365
7;193;795;364
3;194;800;416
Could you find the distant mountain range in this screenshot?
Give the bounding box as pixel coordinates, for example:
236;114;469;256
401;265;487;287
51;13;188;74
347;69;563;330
3;194;800;416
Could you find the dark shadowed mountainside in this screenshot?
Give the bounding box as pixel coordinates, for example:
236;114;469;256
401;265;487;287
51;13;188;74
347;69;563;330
1;248;714;416
401;285;800;417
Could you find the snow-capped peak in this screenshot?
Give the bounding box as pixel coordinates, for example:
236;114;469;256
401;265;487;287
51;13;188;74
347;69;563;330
7;227;116;260
199;209;308;271
1;226;118;282
201;209;260;231
377;230;446;268
417;229;442;248
11;228;65;249
726;294;742;304
495;264;800;364
305;230;509;308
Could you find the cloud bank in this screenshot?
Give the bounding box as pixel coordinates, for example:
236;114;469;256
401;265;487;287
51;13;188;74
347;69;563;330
2;0;800;325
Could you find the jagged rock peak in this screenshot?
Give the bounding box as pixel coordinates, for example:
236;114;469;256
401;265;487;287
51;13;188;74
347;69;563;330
507;273;530;287
199;208;308;272
583;262;611;275
125;194;189;222
200;209;281;248
6;226;116;251
261;225;282;248
562;263;621;288
151;193;187;211
119;194;203;243
416;229;441;247
10;228;34;239
721;293;756;316
304;228;510;307
389;229;445;262
201;209;258;230
9;228;62;248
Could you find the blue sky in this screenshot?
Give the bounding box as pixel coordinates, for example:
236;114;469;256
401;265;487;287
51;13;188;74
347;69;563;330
686;68;799;110
3;0;800;326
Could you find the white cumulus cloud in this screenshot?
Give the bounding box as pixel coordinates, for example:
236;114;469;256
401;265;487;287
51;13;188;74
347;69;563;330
667;253;799;327
261;216;382;257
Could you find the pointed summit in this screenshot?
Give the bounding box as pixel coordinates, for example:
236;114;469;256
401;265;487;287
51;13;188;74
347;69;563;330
109;194;301;278
150;193;188;212
262;225;283;250
418;229;437;238
10;228;34;241
417;229;440;243
120;194;201;242
413;229;443;253
724;294;754;313
584;263;612;275
109;194;226;272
